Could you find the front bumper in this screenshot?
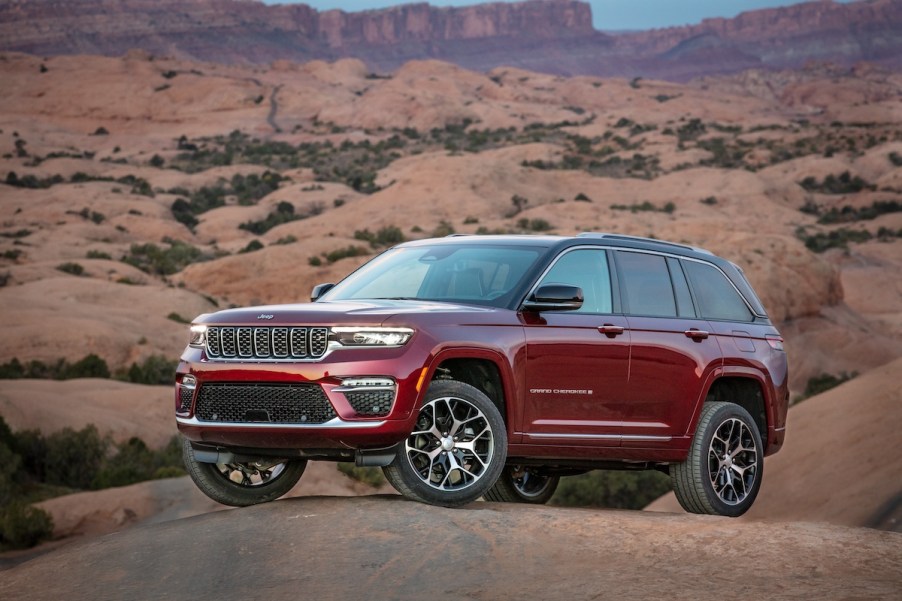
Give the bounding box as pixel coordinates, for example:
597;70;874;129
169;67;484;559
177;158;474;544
174;344;428;451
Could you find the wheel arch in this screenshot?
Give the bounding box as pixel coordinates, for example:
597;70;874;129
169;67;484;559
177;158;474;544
420;349;515;426
689;369;772;451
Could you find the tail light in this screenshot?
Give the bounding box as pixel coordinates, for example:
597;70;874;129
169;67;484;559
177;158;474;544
765;334;784;351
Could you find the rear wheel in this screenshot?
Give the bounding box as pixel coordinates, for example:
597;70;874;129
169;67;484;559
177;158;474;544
182;437;307;507
484;465;560;504
383;380;507;507
671;402;763;517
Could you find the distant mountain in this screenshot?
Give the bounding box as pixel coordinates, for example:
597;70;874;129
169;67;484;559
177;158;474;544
1;0;900;80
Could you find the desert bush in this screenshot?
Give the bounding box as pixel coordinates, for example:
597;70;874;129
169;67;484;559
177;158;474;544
431;220;456;237
336;463;385;488
122;238;207;275
354;225;405;248
0;502;54;550
119;355;176;385
550;469;671;509
43;425;108;489
799;171;874;194
239;202;303;235
56;262;85;276
611;201;674;214
324;246;369;264
86;250;112;260
796;227;873;253
239;239;264;254
804;372;856;398
517;218;553;232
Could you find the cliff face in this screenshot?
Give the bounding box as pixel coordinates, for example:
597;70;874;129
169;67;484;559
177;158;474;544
0;0;900;79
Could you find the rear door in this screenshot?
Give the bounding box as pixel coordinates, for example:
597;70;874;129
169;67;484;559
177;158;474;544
521;247;630;447
614;251;723;447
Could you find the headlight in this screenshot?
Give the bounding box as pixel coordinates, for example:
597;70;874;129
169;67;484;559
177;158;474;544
188;324;207;347
331;327;414;347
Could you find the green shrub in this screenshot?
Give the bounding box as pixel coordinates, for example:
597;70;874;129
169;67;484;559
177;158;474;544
804;372;856;398
516;218;553;232
239;239;264;254
119;355;176;385
799;171;874;194
431;220;455;237
337;463;385;488
239;202;303;235
122;238;207;275
65;354;111;379
56;262;85;276
86;250;112;260
43;425;108;489
324;246;368;264
550;469;672;509
354;225;405;248
0;503;54;550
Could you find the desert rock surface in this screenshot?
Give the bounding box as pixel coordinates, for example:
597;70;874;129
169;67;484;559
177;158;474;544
1;496;900;601
2;51;900;392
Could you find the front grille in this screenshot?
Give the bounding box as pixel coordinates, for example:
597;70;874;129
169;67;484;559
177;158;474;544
195;383;336;424
179;386;194;412
205;326;329;361
345;390;394;416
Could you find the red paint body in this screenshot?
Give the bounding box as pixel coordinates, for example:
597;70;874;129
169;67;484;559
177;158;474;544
175;234;788;471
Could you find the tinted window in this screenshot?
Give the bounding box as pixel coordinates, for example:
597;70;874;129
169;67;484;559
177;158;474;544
537;249;612;314
667;257;696;318
616;251;677;317
683;260;753;322
324;245;541;307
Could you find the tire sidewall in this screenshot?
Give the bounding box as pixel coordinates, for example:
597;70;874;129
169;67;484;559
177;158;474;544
182;437;307;507
388;380;508;507
696;403;764;517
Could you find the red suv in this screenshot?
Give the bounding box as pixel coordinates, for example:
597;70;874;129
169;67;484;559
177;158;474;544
175;233;788;516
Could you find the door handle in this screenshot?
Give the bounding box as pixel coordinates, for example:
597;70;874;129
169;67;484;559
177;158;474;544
684;329;709;340
598;324;625;337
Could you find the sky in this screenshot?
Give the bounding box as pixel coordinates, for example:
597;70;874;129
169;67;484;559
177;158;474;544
262;0;853;31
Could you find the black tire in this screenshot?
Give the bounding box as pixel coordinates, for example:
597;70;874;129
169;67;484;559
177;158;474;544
671;401;763;517
382;380;507;507
182;437;307;507
484;465;560;504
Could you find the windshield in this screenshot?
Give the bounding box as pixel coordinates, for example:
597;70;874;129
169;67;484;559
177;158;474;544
321;244;543;307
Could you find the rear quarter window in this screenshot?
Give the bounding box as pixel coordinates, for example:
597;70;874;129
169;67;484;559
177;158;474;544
683;260;754;322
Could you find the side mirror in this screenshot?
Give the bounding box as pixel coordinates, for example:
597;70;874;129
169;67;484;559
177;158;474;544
522;284;583;312
310;283;335;302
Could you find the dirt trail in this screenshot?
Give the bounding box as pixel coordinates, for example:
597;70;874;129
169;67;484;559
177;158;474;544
2;496;899;601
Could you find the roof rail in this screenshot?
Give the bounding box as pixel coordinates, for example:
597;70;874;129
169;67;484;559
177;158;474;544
576;232;713;255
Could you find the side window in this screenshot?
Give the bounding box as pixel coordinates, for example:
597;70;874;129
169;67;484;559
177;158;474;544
537;249;612;314
616;251;677;317
667;257;696;318
683;260;753;322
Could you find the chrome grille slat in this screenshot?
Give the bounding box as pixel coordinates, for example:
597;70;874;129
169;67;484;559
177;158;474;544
310;327;328;357
254;328;271;357
290;328;308;358
272;327;289;357
221;327;237;357
237;327;253;357
207;327;221;356
205;325;329;361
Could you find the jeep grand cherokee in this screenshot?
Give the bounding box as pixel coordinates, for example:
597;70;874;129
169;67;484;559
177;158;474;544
175;233;788;515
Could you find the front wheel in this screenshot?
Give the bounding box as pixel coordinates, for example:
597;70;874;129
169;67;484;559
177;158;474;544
182;437;307;507
383;380;507;507
484;465;560;504
671;401;763;517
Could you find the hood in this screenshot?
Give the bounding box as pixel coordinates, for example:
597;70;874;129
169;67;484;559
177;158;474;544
193;299;498;327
